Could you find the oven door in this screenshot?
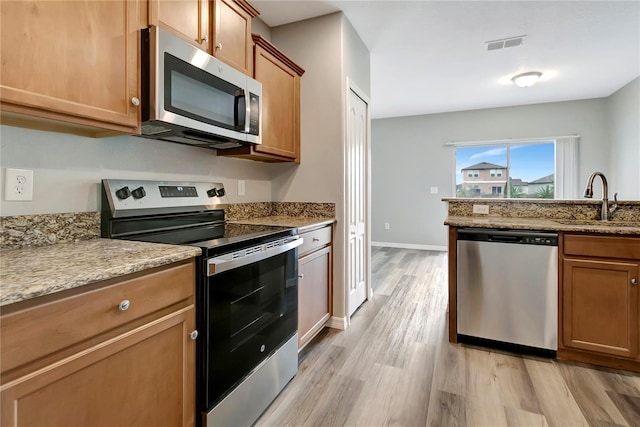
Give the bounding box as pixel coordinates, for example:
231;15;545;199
203;239;301;410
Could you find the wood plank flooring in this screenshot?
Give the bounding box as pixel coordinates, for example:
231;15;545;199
256;247;640;427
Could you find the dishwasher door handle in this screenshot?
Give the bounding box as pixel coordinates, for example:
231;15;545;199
488;234;521;243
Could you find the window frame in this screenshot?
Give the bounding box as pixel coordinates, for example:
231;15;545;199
444;134;580;200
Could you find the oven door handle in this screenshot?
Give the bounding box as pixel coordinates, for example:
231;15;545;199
208;237;303;276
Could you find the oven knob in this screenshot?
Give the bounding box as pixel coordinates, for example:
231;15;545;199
260;344;265;353
207;188;218;198
115;186;131;200
216;188;226;197
131;186;146;199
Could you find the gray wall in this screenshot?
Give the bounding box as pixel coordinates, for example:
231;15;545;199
269;12;370;321
342;14;371;97
0;125;275;216
608;77;640;200
371;98;611;248
251;17;272;41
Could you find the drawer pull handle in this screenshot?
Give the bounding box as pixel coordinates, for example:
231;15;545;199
118;300;130;312
189;330;199;340
298;273;304;280
632;278;638;286
313;238;320;242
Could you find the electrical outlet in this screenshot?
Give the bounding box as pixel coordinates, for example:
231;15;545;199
4;168;34;201
473;204;489;214
384;222;390;230
430;186;438;194
238;180;246;196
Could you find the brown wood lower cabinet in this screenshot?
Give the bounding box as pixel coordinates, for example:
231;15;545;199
297;225;333;349
0;260;197;427
559;233;640;372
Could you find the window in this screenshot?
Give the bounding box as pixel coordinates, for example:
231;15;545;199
454;141;556;199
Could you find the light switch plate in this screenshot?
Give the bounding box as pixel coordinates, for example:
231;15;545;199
238;180;245;196
473;204;489;214
4;168;34;201
430;186;438;194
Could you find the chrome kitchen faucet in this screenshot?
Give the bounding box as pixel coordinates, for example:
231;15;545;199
583;172;618;221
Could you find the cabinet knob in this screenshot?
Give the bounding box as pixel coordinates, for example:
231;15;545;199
632;278;638;286
131;97;140;107
216;42;223;50
189;330;198;340
202;34;208;43
118;300;130;312
298;273;304;280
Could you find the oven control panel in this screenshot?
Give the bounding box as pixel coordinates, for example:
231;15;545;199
102;179;229;213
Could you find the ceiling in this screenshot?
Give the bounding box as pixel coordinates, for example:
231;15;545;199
251;1;640;119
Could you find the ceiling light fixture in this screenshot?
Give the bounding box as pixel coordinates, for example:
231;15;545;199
511;71;542;88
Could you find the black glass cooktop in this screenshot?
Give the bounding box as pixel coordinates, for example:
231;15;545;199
126;222;295;256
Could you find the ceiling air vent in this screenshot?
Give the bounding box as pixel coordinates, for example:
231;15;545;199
486;35;526;51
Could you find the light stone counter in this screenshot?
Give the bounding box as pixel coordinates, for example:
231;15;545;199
445;216;640;235
228;216;335;233
0;239;201;307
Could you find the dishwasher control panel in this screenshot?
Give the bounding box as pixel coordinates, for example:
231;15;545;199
458;228;558;246
521;235;558;246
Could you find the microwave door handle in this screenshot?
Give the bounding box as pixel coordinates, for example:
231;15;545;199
244;91;251;134
234;90;246;132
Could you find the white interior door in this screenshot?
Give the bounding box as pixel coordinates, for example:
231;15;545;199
347;87;368;317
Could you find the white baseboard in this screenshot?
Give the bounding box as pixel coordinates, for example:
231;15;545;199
327;316;348;330
371;241;447;251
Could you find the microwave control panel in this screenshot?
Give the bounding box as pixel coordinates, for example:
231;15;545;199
249;93;260;136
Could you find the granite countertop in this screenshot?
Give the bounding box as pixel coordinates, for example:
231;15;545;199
445;216;640;235
0;239;201;307
228;216;336;232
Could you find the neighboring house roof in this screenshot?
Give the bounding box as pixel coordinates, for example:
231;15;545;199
511;178;527;186
461;162;506;171
529;174;554;184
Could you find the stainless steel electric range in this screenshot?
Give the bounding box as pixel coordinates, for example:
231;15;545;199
101;179;301;427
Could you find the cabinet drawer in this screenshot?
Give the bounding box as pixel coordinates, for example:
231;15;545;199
1;262;194;375
564;234;640;259
299;226;332;256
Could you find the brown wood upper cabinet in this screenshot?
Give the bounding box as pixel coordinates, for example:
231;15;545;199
559;233;640;371
0;261;197;427
212;0;259;74
0;0;142;137
149;0;210;51
218;34;305;162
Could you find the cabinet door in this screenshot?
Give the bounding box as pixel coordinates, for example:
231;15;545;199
298;246;332;348
212;0;253;74
563;258;639;358
0;0;140;133
254;44;300;160
0;307;196;427
149;0;209;50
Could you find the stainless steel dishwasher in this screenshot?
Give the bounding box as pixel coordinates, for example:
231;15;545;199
456;228;558;355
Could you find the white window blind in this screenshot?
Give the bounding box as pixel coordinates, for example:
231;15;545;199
554;136;580;199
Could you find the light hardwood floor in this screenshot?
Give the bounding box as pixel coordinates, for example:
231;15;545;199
256;247;640;427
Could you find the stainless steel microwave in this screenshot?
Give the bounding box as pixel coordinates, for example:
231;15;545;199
139;26;261;149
